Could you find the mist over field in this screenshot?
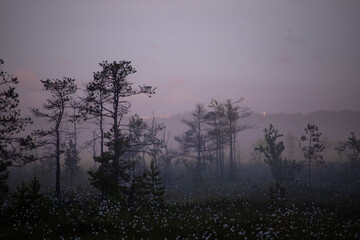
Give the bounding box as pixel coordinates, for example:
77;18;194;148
1;0;360;239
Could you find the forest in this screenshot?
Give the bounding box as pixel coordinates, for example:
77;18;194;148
1;59;359;239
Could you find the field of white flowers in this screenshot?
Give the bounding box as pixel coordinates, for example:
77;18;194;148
1;182;359;239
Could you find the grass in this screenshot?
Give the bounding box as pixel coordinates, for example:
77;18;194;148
1;182;359;239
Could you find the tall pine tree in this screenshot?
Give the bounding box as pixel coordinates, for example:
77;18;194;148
31;77;78;195
86;60;154;199
0;59;34;196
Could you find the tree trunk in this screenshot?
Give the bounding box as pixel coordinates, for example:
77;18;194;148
233;131;236;168
220;139;224;178
55;125;61;195
203;136;206;173
73;108;78;152
229;123;234;179
216;136;219;177
92;131;97;170
100;93;104;156
197;117;202;173
112;72;121;184
113;108;120;183
308;139;312;189
197;141;201;174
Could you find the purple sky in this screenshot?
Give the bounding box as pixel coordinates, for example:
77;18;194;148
1;0;360;117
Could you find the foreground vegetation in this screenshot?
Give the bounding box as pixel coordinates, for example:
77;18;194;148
1;181;359;240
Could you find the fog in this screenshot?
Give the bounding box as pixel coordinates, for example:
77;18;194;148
1;1;360;239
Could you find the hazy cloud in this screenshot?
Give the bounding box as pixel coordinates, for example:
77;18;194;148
1;0;360;116
271;50;293;65
14;69;44;114
283;30;311;45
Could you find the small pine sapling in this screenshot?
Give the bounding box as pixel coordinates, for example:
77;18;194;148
301;123;325;189
64;139;81;187
13;176;42;207
13;181;29;207
27;176;42;201
337;132;360;185
145;160;165;205
255;124;286;182
0;161;11;194
88;152;122;200
128;171;150;207
268;181;288;205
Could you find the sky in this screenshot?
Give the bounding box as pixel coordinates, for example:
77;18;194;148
1;0;360;117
